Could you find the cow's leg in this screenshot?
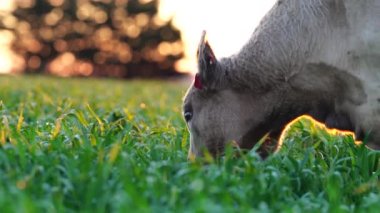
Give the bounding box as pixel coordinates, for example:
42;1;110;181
346;99;380;149
257;128;285;159
355;122;380;149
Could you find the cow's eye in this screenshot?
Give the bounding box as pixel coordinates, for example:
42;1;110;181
184;111;193;122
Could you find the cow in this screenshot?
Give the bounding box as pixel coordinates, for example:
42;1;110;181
182;0;380;158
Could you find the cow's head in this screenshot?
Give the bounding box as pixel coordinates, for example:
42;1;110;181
182;32;285;159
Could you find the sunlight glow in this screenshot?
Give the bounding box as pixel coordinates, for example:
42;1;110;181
278;115;359;150
0;0;15;12
159;0;277;73
0;0;17;73
0;53;13;74
0;30;18;73
0;0;277;74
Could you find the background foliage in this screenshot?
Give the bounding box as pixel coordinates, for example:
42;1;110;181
0;0;184;77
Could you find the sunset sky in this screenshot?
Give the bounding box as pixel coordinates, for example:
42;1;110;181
0;0;276;73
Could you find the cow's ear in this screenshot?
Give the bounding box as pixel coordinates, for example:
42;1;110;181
196;31;218;89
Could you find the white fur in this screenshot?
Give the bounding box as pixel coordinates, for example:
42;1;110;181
184;0;380;158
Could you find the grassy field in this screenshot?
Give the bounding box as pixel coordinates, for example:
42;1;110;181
0;75;380;212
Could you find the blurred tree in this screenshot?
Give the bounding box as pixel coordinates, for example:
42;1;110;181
0;0;185;78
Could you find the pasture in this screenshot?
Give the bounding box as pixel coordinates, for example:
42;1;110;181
0;75;379;212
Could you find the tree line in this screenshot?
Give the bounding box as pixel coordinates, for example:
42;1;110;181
0;0;185;78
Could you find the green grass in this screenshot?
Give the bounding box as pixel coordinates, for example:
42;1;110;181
0;75;379;212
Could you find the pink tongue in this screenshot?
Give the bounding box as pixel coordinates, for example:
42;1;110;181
194;74;203;89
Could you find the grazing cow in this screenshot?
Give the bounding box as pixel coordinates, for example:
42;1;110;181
182;0;380;158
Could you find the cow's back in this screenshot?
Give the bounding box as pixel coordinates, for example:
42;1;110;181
310;0;380;83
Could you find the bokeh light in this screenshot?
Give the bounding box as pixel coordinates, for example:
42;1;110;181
0;0;277;76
